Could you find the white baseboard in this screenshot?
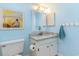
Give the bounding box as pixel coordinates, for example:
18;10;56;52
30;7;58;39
25;52;63;56
57;53;63;56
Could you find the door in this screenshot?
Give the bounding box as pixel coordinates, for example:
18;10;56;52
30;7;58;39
36;44;50;56
49;43;57;56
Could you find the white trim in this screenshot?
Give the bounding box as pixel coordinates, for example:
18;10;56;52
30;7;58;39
57;53;63;56
0;28;24;30
0;39;24;46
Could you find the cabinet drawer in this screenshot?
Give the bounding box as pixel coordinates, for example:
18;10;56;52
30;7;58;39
37;38;57;46
31;39;37;45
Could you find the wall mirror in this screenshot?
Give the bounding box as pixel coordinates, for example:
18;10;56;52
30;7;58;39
0;8;24;30
32;4;55;31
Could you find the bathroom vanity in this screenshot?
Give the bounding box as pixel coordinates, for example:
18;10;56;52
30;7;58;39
30;32;58;56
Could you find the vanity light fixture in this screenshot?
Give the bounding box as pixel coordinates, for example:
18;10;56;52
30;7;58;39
33;5;38;10
44;8;51;14
33;4;51;14
33;4;45;12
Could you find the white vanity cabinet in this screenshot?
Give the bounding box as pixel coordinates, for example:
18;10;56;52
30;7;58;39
30;32;58;56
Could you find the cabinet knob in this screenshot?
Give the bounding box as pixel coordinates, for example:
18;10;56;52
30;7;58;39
2;45;6;47
47;46;49;48
38;48;39;51
51;44;53;46
33;47;35;49
33;43;36;45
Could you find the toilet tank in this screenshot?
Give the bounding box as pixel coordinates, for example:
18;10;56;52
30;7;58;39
0;39;24;56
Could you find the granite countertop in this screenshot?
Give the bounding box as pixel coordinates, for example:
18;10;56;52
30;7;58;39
30;32;58;41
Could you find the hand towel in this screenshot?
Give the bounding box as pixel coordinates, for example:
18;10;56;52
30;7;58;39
59;25;66;39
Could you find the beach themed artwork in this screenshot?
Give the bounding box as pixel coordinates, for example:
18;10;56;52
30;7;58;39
0;8;23;29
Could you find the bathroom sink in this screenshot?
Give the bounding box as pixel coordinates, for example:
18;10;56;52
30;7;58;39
30;31;58;40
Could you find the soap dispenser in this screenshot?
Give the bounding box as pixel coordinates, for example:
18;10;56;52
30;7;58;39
38;26;41;31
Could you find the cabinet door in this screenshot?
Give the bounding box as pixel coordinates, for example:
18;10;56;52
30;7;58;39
49;43;57;56
36;44;50;56
1;42;24;56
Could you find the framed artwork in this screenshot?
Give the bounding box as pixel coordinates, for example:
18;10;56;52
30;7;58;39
0;8;24;30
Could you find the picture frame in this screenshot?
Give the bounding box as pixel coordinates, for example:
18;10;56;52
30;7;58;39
0;8;24;30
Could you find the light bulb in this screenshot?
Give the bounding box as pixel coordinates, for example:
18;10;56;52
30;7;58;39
33;5;38;10
39;6;45;11
44;8;51;14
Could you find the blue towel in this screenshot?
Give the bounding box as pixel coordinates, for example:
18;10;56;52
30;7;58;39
59;25;66;39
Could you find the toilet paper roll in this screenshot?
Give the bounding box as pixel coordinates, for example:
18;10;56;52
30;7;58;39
30;45;36;51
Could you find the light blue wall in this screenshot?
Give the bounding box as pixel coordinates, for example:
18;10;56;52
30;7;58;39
0;3;32;55
47;3;79;56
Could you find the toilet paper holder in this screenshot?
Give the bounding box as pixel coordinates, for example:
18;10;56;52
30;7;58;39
30;44;36;51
